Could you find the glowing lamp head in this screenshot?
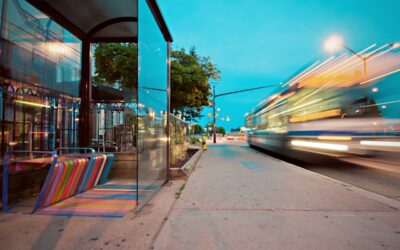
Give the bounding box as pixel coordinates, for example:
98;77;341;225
392;42;400;49
324;35;343;52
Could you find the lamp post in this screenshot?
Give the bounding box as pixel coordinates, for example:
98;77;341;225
211;83;281;144
213;85;216;143
324;35;399;77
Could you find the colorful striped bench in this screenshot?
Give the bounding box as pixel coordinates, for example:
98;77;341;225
2;149;115;213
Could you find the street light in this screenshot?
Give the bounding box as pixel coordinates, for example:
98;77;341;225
324;35;343;52
324;35;399;77
324;35;369;76
211;83;281;144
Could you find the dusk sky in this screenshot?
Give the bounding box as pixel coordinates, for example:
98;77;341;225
159;0;400;131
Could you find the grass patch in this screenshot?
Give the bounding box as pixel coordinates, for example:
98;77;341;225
175;183;186;199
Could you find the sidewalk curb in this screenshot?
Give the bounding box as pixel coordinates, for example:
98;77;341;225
273;155;400;210
148;180;186;249
170;147;203;179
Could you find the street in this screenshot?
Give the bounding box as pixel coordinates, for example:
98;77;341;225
252;146;400;200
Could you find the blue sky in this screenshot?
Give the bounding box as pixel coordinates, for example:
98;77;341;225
159;0;400;131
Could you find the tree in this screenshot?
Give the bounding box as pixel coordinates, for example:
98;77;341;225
191;124;203;135
171;47;220;120
230;127;241;133
217;127;226;136
93;44;220;120
93;43;138;89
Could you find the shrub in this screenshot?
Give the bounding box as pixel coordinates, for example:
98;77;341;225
190;136;199;145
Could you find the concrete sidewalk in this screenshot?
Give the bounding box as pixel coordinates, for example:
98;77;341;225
0;180;185;250
153;144;400;250
1;144;400;250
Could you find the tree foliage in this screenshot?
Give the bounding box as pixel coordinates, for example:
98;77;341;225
93;44;220;120
171;47;220;120
217;127;226;136
93;43;138;89
191;124;203;135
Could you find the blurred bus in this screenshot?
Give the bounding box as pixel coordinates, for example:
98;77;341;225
246;44;400;159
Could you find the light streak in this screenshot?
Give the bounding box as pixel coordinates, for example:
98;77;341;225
291;140;349;151
14;100;50;108
361;99;400;108
290;56;336;87
30;132;52;134
360;141;400;147
263;92;295;112
296;54;348;88
258;100;287;117
364;43;388;58
322;44;376;78
315;43;376;84
282;60;321;87
289;43;395;89
360;67;400;85
269;99;321;119
293;81;333;106
365;43;398;61
334;43;394;81
289;109;342;123
318;54;359;78
318;136;352;141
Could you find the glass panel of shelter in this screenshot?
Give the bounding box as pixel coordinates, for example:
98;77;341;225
90;43;138;192
0;0;82;209
137;0;168;208
0;0;82;157
0;0;169;213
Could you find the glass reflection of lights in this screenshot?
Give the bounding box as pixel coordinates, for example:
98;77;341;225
14;100;51;108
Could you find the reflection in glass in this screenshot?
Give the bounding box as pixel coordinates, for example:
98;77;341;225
91;43;138;183
0;0;81;158
138;0;168;207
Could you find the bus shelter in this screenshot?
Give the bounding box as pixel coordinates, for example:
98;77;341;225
0;0;172;216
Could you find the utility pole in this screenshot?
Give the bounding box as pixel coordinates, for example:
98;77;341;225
340;43;397;77
213;85;216;143
212;83;281;144
341;44;368;77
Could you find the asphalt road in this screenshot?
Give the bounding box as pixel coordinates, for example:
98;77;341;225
250;145;400;200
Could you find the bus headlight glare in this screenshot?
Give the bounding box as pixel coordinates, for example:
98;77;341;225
291;140;348;151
